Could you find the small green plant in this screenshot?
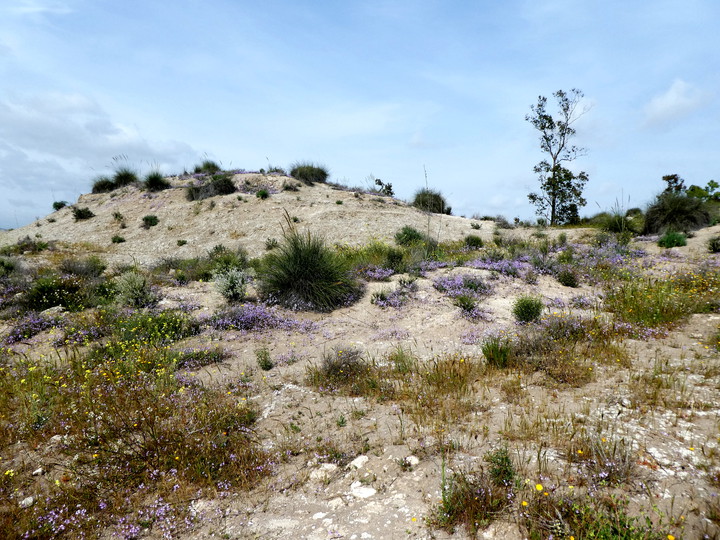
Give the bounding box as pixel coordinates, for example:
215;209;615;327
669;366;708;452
709;236;720;253
142;215;159;228
306;347;378;396
177;239;187;247
412;187;451;214
256;348;274;371
512;295;543;323
144;171;171;191
52;201;68;211
556;268;579;287
256;189;269;199
464;234;484;249
471;222;481;230
658;231;686;248
335;200;343;205
481;335;512;368
484;447;516;487
72;206;95;221
290;162;329;184
111;235;126;244
213;267;249;302
394;226;424;246
265;237;279;250
112;211;124;222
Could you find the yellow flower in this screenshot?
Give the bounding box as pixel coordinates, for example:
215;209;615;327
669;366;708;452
668;535;675;540
522;501;528;507
535;483;543;491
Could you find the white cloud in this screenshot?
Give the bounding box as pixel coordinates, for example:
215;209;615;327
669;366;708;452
6;0;72;15
643;79;709;127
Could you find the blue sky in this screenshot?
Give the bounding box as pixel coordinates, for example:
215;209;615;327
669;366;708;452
1;0;718;229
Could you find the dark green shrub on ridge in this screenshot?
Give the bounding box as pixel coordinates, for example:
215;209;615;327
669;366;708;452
113;167;139;187
142;215;159;228
395;226;425;246
556;268;579;287
91;176;115;194
643;192;710;234
412;188;451;215
144;171;171;192
290;162;329;185
194;160;222;174
52;201;68;211
464;234;484;249
72;207;95;221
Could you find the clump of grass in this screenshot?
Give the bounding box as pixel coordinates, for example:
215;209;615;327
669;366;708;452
394;226;427;246
563;436;637;487
91;175;115;193
0;236;48;256
482;334;512;368
194;159;221;174
142;214;159;228
144;170;171;191
72;206;95;221
257;227;363;311
512;295;543;323
113;166;139;187
111;235;125;244
290;161;329;184
643;191;710;234
265;237;279;250
658;231;687;248
306;346;382;396
603;277;696;327
256;188;269;199
412;187;451;215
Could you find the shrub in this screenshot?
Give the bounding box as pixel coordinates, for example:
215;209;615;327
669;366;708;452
142;215;159;228
91;176;115;193
111;235;125;244
412;188;451;214
265;238;279;250
257;229;362;311
177;239;187;247
52;201;68;211
512;295;543;323
194;159;221;174
556;268;579;287
60;256;106;278
481;335;512;368
256;189;269;199
207;244;248;273
22;274;85;311
0;257;18;278
644;191;710;234
210;173;236;195
658;231;686;248
290;162;329;184
256;348;274;371
115;271;158;308
464;234;484;249
709;236;720;253
394;226;424;246
306;347;376;395
214;267;249;302
112;166;139;187
144;171;171;192
72;206;95;221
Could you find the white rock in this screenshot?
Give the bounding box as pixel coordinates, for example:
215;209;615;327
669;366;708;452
19;496;35;508
32;468;44;476
328;497;344;510
310;463;338;482
405;455;420;466
348;455;369;470
350;482;376;498
312;512;327;520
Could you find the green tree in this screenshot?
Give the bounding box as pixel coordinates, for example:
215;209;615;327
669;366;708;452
526;89;589;225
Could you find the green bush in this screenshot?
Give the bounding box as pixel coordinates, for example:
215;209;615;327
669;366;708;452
481;336;512;368
214;267;249;302
194;160;221;174
464;234;484;249
394;226;424;246
185;173;235;200
643;192;710;234
142;215;159;228
144;171;171;192
52;201;68;211
257;229;362;311
658;231;687;248
0;257;18;278
556;268;579;287
709;236;720;253
256;189;269;199
111;235;125;244
289;162;329;184
91;176;115;194
115;271;158;308
72;206;95;221
113;167;139;187
22;274;85;311
59;256;106;278
412;188;451;214
512;295;543;323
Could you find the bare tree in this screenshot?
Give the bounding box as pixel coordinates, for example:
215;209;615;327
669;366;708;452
526;89;590;225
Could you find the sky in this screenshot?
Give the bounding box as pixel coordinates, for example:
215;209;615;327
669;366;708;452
1;0;718;229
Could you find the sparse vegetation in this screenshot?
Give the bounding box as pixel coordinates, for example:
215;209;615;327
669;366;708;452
412;187;451;215
290;161;329;184
142;214;159;228
72;206;95;221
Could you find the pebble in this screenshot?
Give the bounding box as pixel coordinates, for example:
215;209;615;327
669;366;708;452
19;496;35;509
